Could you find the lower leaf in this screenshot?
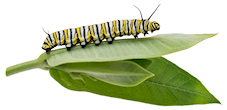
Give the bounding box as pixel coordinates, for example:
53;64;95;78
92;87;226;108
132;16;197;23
50;57;220;105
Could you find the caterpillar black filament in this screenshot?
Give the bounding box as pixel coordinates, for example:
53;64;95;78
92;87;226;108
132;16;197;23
42;5;160;54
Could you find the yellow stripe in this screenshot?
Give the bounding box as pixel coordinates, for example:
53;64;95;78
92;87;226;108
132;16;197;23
86;27;92;42
113;20;118;37
77;27;83;42
61;34;65;45
122;20;127;35
44;39;51;47
53;32;58;45
52;36;56;46
130;19;135;35
64;29;69;44
150;23;154;31
89;25;97;40
42;45;49;49
73;32;78;45
137;20;141;33
101;23;108;38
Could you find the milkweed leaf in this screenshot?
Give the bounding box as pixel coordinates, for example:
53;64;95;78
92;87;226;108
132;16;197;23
45;34;216;67
50;57;220;105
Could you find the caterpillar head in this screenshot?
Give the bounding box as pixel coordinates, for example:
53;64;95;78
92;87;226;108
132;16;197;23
42;39;52;53
151;21;160;31
134;4;160;32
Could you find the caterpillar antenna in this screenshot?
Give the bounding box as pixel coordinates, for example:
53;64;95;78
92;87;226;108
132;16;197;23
133;5;143;20
147;4;161;20
42;27;49;35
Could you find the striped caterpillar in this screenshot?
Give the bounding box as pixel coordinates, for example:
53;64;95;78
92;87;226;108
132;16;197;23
42;5;160;54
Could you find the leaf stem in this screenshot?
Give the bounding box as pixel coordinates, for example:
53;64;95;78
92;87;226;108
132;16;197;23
6;59;47;76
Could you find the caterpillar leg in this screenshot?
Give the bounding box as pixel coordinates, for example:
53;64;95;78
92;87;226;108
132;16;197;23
107;37;114;44
144;31;148;36
80;42;87;48
66;44;72;51
46;49;51;54
134;33;139;39
94;40;101;46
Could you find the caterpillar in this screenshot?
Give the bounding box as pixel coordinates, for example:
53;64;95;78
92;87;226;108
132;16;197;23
42;5;160;54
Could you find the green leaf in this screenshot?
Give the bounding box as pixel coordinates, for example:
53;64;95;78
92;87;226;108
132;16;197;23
50;57;220;105
6;34;216;76
53;61;154;87
46;34;216;67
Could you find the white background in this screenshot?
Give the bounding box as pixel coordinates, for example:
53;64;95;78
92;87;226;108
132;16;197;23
0;0;226;110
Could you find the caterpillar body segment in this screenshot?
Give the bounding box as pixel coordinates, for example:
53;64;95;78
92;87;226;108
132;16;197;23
42;19;160;53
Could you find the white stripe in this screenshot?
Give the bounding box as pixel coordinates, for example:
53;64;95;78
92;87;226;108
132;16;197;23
71;28;76;44
98;24;103;39
84;26;89;41
119;20;123;33
80;27;85;42
92;25;98;41
128;20;131;35
50;33;55;45
47;35;53;46
108;21;114;36
140;20;145;33
131;19;136;36
105;22;110;38
126;20;129;34
67;29;71;44
59;31;64;44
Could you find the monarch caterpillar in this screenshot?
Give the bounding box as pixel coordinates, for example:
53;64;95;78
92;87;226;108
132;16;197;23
42;5;160;54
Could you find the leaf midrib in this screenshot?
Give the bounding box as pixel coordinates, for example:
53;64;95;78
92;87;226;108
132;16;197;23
144;80;214;100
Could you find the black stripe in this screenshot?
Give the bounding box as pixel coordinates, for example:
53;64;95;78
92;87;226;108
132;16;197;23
83;26;87;43
47;34;53;46
154;23;158;29
58;31;61;45
91;25;95;35
102;23;106;39
152;23;156;30
62;30;66;45
142;20;145;32
70;29;73;45
107;22;112;38
88;27;93;41
118;20;122;36
43;42;48;45
112;21;116;36
147;22;149;31
75;28;79;43
138;20;141;32
95;24;101;41
46;38;51;47
127;20;130;35
134;19;137;34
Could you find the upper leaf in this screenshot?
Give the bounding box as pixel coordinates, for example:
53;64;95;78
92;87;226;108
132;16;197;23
44;34;216;67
